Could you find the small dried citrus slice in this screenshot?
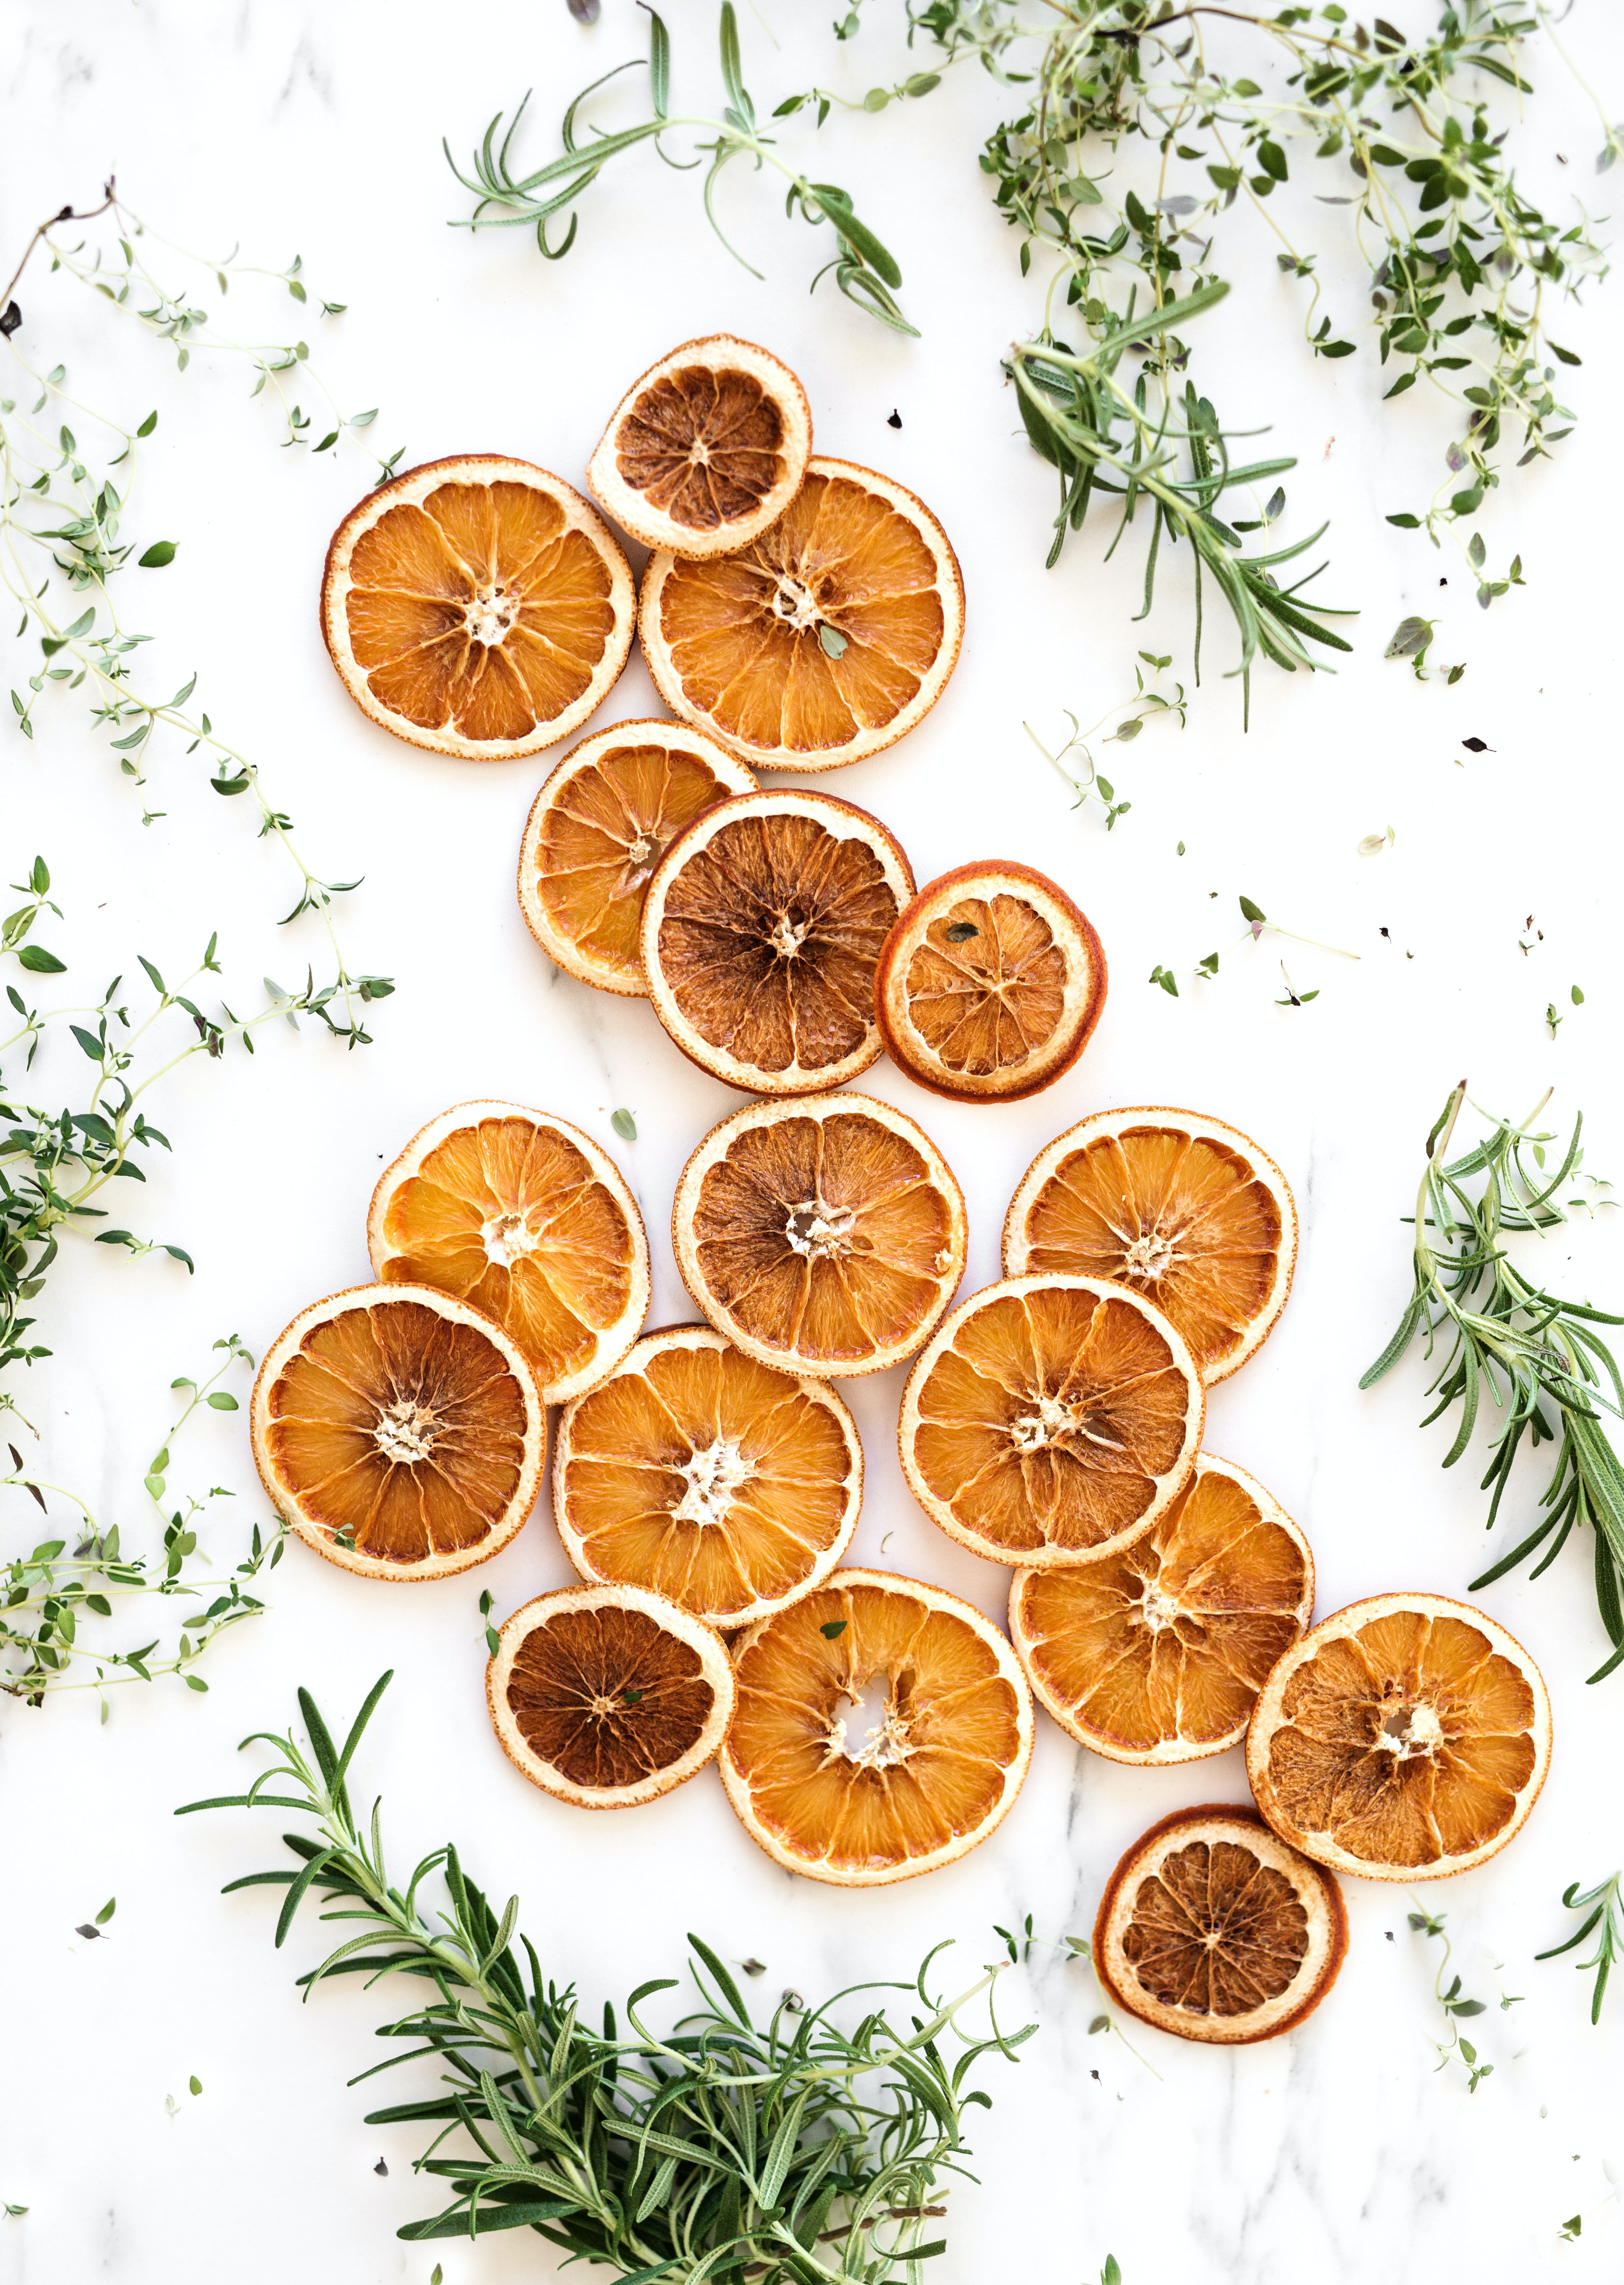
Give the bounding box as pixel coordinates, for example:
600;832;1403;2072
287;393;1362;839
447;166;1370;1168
638;457;964;771
875;862;1107;1103
368;1102;650;1403
517;720;756;996
673;1094;968;1379
586;336;812;559
554;1325;862;1627
641;790;914;1094
321;455;634;760
899;1274;1204;1570
1004;1107;1297;1384
1093;1805;1348;2045
720;1568;1034;1885
1009;1455;1313;1762
1246;1592;1552;1881
487;1583;734;1809
250;1284;544;1580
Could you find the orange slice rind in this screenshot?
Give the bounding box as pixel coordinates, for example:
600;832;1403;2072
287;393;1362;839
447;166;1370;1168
720;1567;1034;1886
1246;1591;1553;1881
517;720;756;997
1010;1454;1313;1762
638;457;964;771
1004;1106;1298;1385
321;455;634;761
250;1283;545;1581
899;1273;1204;1570
553;1325;863;1627
1093;1805;1348;2045
488;1583;734;1809
367;1101;650;1404
641;789;914;1094
587;335;812;559
672;1093;968;1379
876;862;1107;1102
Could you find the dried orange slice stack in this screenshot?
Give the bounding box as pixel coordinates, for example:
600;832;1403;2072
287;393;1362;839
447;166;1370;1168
673;1095;968;1378
1093;1805;1347;2045
876;862;1107;1102
517;721;756;995
1247;1592;1552;1880
899;1273;1204;1568
640;458;963;771
1009;1455;1313;1763
250;1285;545;1580
1004;1108;1297;1383
641;790;914;1094
720;1569;1034;1884
587;336;812;558
322;457;634;759
488;1583;735;1809
553;1326;862;1627
369;1102;650;1404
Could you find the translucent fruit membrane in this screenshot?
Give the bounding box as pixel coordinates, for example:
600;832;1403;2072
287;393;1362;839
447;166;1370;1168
346;477;617;742
264;1298;530;1564
505;1602;717;1789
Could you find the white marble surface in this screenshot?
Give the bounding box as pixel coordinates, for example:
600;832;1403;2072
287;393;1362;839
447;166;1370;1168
5;3;1624;2279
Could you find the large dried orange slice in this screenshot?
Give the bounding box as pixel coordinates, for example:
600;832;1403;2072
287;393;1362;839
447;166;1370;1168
638;457;964;771
1004;1108;1297;1386
517;720;756;996
586;336;812;559
487;1583;734;1809
321;456;634;760
720;1568;1034;1885
899;1274;1204;1570
250;1284;544;1581
1246;1592;1552;1881
641;790;914;1095
1093;1806;1348;2045
1009;1455;1313;1763
672;1094;967;1379
875;862;1107;1103
367;1102;649;1404
553;1325;862;1627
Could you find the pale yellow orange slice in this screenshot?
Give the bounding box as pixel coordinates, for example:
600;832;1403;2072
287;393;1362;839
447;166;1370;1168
553;1325;862;1627
321;455;634;760
720;1568;1034;1885
368;1101;649;1404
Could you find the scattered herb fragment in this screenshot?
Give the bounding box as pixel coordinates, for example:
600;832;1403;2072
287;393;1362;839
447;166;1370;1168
1408;1906;1494;2091
819;1617;848;1638
609;1107;637;1142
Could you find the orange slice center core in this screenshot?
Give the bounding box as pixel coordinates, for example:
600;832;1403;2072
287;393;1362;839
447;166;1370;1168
826;1674;914;1771
373;1396;441;1465
672;1438;754;1529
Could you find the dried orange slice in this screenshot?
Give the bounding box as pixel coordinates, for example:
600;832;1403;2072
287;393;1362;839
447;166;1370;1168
250;1284;544;1581
367;1102;650;1404
720;1568;1034;1885
875;862;1107;1103
553;1325;862;1627
641;790;914;1094
899;1273;1204;1570
1093;1805;1348;2045
321;455;634;760
1004;1107;1297;1385
638;457;964;771
1009;1455;1313;1763
487;1583;734;1809
1246;1592;1553;1881
672;1094;967;1379
517;720;755;996
586;336;812;559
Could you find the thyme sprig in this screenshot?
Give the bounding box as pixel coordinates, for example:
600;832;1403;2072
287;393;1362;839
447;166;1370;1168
1537;1873;1624;2024
1025;657;1187;829
1362;1082;1624;1680
447;4;917;333
184;1673;1034;2281
1407;1905;1518;2092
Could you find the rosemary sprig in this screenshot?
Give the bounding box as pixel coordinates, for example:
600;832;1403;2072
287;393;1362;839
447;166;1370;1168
447;4;916;333
1537;1873;1624;2024
1361;1081;1624;1680
183;1674;1034;2281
